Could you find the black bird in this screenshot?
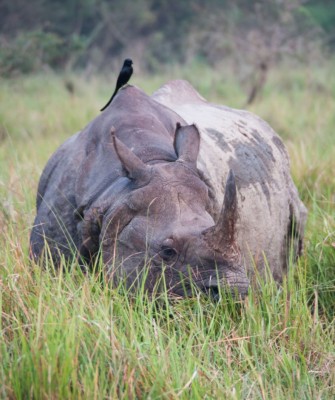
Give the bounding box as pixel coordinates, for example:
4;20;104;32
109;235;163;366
100;58;133;111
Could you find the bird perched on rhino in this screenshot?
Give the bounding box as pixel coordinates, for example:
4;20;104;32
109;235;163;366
100;58;133;111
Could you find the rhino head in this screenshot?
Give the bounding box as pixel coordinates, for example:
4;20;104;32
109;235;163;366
80;123;249;299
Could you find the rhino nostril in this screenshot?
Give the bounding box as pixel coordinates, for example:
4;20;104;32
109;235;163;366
203;285;220;301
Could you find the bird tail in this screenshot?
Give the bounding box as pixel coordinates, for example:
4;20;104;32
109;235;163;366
100;89;117;112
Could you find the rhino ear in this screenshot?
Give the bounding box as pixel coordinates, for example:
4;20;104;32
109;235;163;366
79;206;104;264
173;123;200;167
111;128;151;184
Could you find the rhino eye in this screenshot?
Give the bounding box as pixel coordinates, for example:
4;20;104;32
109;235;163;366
159;247;177;262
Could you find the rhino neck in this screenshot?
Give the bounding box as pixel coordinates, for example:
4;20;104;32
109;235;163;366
133;146;177;164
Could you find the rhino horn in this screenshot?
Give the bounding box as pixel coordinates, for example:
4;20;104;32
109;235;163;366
173;122;200;167
204;170;238;251
111;128;151;184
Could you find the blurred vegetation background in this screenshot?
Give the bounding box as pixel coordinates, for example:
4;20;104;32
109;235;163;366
1;0;334;77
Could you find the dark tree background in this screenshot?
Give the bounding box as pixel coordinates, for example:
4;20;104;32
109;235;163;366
0;0;333;77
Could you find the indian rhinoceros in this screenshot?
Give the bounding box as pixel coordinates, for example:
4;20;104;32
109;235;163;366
30;80;307;298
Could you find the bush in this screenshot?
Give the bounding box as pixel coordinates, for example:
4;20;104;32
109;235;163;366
0;30;85;77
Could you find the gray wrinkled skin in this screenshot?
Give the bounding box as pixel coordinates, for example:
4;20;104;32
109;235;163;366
30;81;306;298
152;80;307;283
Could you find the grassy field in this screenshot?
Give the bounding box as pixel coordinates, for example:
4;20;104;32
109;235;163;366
0;62;334;399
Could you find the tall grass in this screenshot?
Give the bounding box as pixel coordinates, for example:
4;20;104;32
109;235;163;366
0;62;334;398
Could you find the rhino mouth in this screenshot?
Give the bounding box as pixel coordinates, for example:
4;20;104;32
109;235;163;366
167;277;249;301
200;275;249;301
149;262;249;300
109;257;249;301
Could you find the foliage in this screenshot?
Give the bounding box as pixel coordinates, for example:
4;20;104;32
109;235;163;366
0;0;331;76
0;63;334;398
305;0;335;48
0;30;85;76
